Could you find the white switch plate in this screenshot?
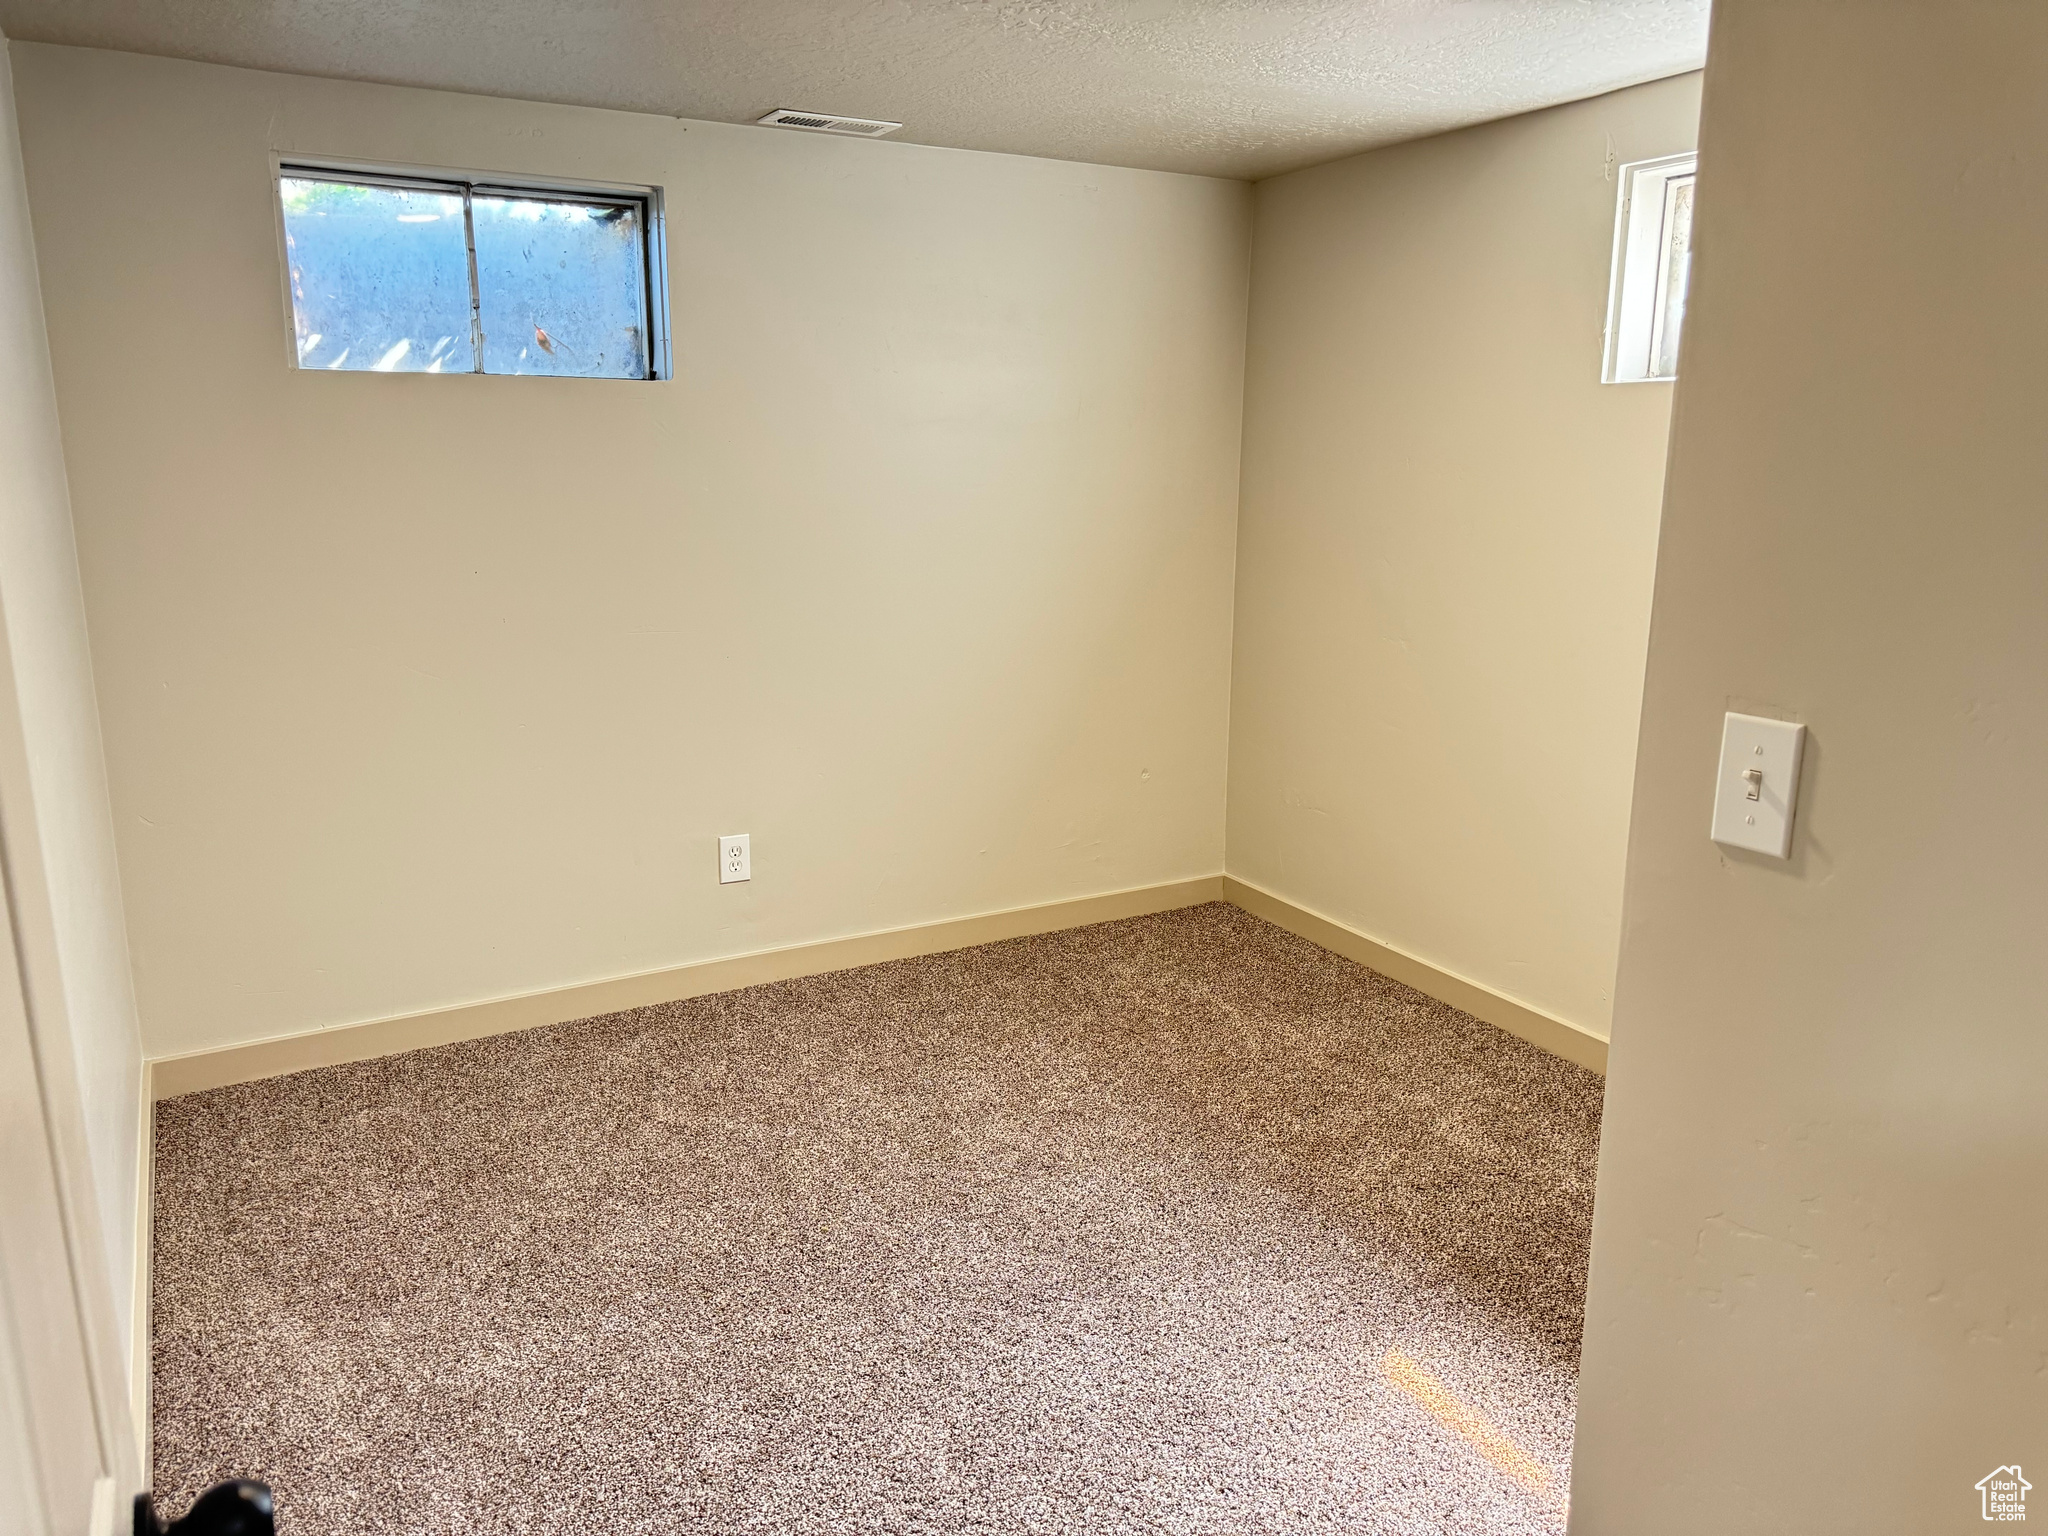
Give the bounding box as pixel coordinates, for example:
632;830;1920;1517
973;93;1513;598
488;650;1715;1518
1710;712;1806;858
718;833;750;884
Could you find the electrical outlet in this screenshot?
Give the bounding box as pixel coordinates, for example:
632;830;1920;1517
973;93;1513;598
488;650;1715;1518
718;833;750;884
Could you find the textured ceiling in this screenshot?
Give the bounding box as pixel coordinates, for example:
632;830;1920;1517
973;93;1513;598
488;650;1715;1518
0;0;1708;180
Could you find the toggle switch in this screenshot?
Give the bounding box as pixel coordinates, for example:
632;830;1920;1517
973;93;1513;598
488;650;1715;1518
1710;712;1806;858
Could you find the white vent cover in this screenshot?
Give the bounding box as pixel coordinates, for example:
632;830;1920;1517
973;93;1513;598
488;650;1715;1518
756;108;902;138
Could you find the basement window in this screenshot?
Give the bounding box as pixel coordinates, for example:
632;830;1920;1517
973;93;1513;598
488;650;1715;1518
1602;153;1696;383
278;164;669;380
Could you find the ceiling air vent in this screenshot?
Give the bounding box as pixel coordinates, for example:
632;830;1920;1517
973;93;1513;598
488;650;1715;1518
756;108;902;138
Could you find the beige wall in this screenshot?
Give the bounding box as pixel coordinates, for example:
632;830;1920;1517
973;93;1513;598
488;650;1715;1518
1226;73;1700;1041
8;45;1250;1060
0;39;144;1364
1571;3;2048;1530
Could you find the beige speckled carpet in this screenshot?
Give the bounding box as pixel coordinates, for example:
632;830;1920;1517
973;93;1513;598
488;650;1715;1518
151;903;1602;1535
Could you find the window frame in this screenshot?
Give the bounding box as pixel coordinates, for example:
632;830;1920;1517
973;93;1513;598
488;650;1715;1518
271;156;672;382
1601;152;1697;385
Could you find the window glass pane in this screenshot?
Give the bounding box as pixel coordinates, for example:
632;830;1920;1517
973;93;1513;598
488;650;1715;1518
1652;175;1695;379
280;177;475;373
472;195;648;379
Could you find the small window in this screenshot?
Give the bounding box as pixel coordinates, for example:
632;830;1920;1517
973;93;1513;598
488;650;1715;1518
278;164;667;380
1602;153;1696;384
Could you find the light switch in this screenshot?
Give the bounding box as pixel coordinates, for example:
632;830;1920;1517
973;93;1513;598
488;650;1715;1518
1710;712;1806;858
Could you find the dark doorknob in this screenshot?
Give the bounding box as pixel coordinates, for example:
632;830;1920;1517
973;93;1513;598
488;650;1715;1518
134;1481;274;1536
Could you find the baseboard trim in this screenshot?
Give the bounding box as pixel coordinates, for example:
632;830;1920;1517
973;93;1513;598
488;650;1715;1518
150;875;1226;1100
1220;876;1609;1074
147;870;1604;1096
130;1075;152;1483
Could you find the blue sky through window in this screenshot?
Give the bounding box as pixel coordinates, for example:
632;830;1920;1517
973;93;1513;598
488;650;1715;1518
280;171;655;380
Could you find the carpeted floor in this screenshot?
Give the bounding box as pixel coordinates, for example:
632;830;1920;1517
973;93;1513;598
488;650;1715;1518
151;903;1604;1535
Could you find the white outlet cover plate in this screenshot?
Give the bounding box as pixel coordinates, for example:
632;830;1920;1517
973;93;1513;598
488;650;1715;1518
718;833;750;884
1710;712;1806;858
